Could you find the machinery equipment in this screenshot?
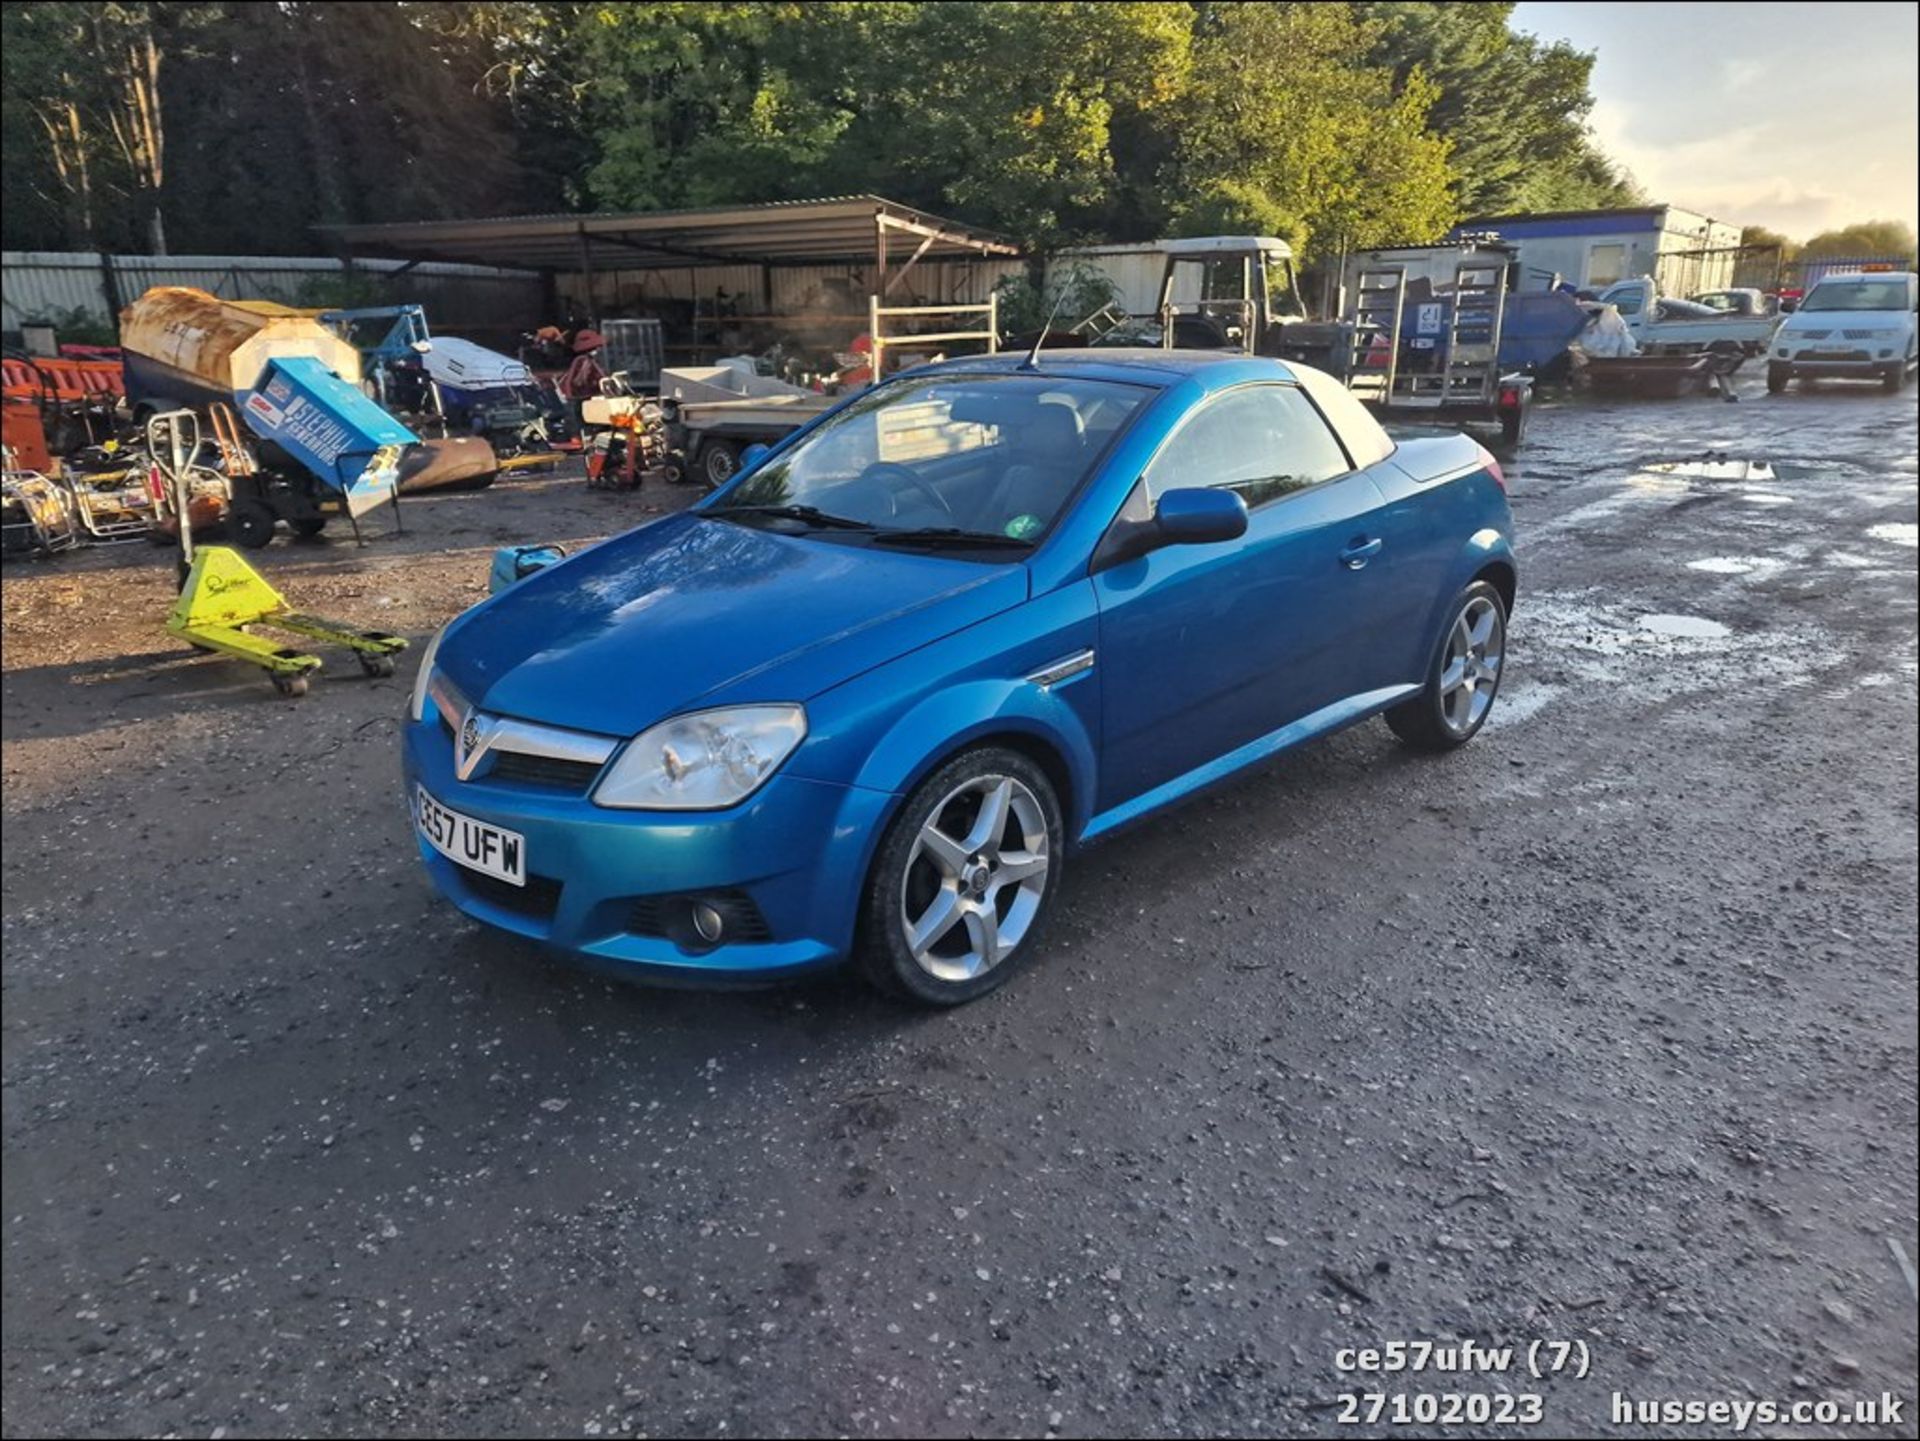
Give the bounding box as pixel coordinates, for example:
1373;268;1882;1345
165;546;409;696
153;408;407;696
120;288;420;545
1;465;81;558
321;305;565;466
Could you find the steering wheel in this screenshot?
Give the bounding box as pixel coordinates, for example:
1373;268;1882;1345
860;461;953;522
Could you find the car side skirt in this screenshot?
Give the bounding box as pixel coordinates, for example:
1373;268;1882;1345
1078;683;1421;846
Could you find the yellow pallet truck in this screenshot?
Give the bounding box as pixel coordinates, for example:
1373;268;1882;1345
156;410;407;697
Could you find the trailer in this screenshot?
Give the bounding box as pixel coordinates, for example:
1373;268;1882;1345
1341;243;1586;446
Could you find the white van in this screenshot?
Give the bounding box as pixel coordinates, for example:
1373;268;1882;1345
1768;270;1919;393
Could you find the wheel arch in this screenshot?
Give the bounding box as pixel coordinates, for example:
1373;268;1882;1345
1472;556;1517;615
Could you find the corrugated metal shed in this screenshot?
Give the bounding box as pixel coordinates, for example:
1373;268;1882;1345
2;251;546;343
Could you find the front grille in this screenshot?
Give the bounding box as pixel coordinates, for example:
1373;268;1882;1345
486;752;604;791
1841;328;1876;340
1796;328;1831;340
463;870;563;921
627;889;772;948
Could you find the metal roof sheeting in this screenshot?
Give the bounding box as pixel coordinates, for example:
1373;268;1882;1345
322;195;1021;271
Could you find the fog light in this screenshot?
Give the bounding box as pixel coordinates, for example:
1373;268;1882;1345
1878;348;1895;358
691;902;725;944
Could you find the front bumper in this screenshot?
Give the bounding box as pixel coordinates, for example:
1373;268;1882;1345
1775;351;1899;378
401;716;893;981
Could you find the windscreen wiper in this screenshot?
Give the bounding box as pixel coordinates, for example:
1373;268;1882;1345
709;504;875;531
870;526;1035;550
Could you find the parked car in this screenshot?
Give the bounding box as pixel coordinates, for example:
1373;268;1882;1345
402;351;1517;1005
1767;270;1919;393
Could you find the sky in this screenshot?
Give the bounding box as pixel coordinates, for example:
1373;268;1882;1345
1511;1;1920;241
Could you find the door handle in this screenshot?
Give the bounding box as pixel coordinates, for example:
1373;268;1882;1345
1339;536;1384;570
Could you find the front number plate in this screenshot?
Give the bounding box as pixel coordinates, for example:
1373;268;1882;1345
414;784;526;886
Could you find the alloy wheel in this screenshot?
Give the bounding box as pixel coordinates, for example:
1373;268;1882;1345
1439;594;1504;735
899;774;1050;982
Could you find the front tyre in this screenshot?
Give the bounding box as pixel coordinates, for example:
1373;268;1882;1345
857;747;1063;1006
1766;363;1790;394
1387;580;1508;752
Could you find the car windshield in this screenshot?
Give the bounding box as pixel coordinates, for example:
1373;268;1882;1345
1801;279;1909;311
708;372;1149;544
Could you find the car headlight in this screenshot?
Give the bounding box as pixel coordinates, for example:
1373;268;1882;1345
408;625;447;722
594;705;807;810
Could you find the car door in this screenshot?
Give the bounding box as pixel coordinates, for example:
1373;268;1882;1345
1090;383;1403;811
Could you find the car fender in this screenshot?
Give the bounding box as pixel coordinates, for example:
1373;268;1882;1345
1413;525;1518;661
849;675;1100;839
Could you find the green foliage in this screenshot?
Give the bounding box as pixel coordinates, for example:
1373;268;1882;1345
1166;3;1456;259
1359;2;1638;218
993;260;1122;337
1799;220;1918;263
0;0;1656;272
41;305;120;348
1739;225;1799;262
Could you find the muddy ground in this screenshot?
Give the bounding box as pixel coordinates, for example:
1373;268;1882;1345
3;372;1916;1439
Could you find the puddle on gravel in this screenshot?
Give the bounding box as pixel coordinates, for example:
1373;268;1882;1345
1646;457;1822;483
1688;557;1769;574
1515;591;1842;719
1866;521;1918;547
1639;613;1732;639
1739;490;1795;505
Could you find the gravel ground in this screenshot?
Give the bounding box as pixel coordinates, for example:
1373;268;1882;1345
3;373;1916;1439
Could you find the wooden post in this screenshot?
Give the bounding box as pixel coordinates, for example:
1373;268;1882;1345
868;293;882;381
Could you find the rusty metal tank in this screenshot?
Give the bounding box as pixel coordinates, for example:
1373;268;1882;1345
119;287;364;409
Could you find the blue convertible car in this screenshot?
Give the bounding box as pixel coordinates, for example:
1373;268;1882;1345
404;350;1514;1005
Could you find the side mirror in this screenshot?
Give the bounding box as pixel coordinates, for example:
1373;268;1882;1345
740;443;770;471
1156;486;1249;545
1779;297;1798;314
1093;485;1248;571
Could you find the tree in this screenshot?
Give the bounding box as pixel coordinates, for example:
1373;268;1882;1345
1360;2;1635;217
1799;220;1917;263
1168;3;1455;259
2;3;114;249
1739;224;1798;261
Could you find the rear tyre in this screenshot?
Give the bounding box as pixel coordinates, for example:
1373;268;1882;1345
856;747;1063;1007
1766;363;1789;394
699;439;740;489
228;499;277;549
290;515;328;539
1498;401;1526;447
1387;580;1508;752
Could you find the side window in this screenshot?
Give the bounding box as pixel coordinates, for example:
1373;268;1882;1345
1143;386;1351;508
1587;242;1627;288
